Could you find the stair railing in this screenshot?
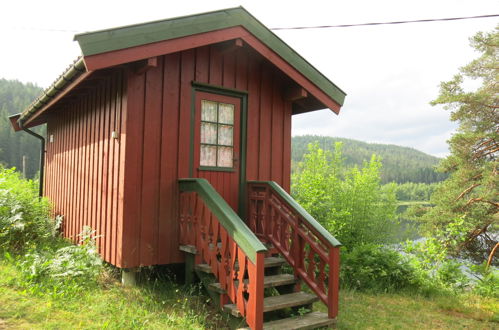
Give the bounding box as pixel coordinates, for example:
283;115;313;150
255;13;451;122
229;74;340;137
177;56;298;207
179;178;267;330
247;181;342;318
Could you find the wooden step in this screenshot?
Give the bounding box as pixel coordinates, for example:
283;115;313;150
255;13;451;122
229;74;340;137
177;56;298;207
224;292;319;317
195;257;286;274
238;311;335;330
263;256;286;268
209;274;297;293
194;263;212;274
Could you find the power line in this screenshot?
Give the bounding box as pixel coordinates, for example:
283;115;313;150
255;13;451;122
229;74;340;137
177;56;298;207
1;26;80;33
2;13;497;34
270;14;499;30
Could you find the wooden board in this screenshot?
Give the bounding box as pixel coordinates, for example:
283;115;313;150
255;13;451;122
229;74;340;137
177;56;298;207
238;311;336;330
209;273;296;293
44;69;126;266
45;41;298;268
224;292;319;317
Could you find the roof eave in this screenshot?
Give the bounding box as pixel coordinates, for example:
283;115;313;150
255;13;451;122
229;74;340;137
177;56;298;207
19;57;88;125
75;6;346;109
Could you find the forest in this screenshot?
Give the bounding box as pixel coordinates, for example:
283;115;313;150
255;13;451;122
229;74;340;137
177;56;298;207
0;79;43;178
292;135;447;184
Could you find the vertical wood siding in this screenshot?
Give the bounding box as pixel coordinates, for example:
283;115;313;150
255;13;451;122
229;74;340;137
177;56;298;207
45;70;126;267
122;44;293;267
45;43;294;269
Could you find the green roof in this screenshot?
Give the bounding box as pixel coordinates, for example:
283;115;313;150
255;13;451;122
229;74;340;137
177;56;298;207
19;7;345;125
75;7;346;106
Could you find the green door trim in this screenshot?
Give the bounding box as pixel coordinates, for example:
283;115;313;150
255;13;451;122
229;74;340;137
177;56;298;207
190;81;248;217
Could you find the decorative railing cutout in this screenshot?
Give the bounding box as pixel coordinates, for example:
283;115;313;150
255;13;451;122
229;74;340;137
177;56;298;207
248;181;341;318
179;178;265;329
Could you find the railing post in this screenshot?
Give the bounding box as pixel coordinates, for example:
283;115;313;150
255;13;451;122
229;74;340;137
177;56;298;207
293;219;303;291
328;246;340;318
264;187;272;240
249;252;265;330
255;252;265;330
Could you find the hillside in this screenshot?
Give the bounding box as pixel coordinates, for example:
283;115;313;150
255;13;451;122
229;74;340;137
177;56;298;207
292;135;447;184
0;79;43;177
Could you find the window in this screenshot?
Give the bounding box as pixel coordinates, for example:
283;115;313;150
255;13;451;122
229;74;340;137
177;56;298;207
200;100;235;168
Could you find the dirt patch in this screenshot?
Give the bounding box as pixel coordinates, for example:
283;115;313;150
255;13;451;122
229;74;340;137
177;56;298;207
440;309;468;319
440;309;492;323
0;319;8;329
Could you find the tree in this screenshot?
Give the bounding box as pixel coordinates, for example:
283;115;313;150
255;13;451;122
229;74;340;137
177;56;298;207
291;135;447;184
292;142;398;249
416;27;498;264
0;79;43;178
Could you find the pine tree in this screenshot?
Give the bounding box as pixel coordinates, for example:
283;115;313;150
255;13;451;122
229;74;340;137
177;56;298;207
419;27;498;264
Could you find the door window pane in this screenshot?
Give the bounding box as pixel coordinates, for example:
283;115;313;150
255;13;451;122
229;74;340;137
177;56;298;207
218;125;233;146
218;103;234;124
200;99;236;169
201;123;217;144
200;145;217;166
201;100;217;122
218;147;233;167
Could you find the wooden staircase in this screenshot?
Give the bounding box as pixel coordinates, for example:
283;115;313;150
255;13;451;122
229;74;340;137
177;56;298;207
178;179;341;330
185;250;336;329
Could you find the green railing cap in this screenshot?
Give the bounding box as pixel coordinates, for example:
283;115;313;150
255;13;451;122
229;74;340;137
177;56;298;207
249;181;342;247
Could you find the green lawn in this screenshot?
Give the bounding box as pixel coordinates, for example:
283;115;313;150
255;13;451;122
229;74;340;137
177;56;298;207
0;260;232;329
334;290;498;329
0;260;497;329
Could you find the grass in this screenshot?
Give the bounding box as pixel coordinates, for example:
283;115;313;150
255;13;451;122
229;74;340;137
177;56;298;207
331;290;498;329
0;259;232;329
1;259;497;329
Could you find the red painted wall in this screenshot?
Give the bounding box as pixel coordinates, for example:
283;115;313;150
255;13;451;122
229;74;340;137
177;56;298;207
121;44;293;268
45;43;293;268
45;70;127;267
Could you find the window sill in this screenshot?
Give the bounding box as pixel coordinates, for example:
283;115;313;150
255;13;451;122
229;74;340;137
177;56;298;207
198;166;235;172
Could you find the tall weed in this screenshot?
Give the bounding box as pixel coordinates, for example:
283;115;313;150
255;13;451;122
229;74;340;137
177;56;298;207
0;167;103;297
13;227;103;297
340;244;422;293
470;263;499;298
0;167;51;252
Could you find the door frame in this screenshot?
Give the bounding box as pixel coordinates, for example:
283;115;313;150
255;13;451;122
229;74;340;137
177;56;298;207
190;82;248;216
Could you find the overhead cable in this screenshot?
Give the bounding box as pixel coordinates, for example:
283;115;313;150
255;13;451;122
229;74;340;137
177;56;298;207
270;14;499;30
3;14;498;33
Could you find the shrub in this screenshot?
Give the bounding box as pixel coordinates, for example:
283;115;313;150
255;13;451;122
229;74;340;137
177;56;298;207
435;260;470;290
0;167;51;252
340;244;421;292
12;226;103;297
0;167;103;296
292;142;399;249
470;263;499;298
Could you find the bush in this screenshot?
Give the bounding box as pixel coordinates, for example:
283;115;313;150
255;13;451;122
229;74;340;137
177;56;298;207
340;244;421;292
292;142;399;249
0;167;51;252
7;226;103;297
435;260;470;290
404;238;499;296
0;167;103;297
470;263;499;298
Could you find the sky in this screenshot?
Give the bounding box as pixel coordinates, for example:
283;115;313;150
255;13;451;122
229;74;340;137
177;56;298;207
0;0;497;157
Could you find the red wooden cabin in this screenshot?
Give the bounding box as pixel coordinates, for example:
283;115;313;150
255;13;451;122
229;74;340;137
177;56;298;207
11;7;346;329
